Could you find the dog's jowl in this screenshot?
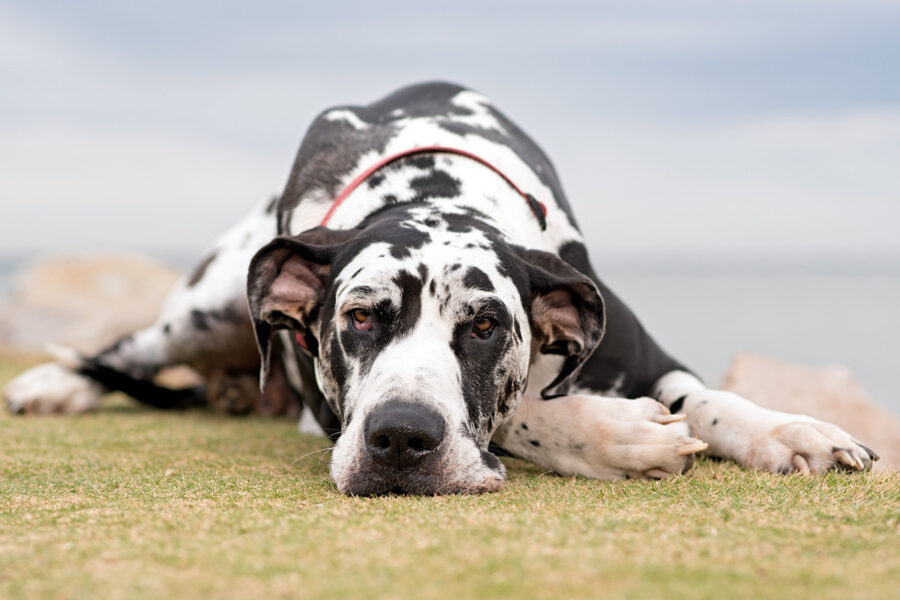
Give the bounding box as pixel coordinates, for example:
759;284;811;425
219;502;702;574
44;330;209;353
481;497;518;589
4;82;878;494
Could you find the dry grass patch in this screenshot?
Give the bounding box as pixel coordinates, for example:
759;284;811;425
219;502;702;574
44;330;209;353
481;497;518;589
1;353;898;599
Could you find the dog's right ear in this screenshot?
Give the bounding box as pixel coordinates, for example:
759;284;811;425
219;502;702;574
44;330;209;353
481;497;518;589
247;227;358;389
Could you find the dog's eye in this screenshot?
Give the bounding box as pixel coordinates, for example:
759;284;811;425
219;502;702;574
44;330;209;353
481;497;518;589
350;309;373;331
471;317;495;340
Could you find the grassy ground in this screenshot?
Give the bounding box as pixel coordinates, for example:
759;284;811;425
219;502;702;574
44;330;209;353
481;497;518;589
1;354;899;600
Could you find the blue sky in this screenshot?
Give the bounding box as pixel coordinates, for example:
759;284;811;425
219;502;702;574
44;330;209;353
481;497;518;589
2;0;899;263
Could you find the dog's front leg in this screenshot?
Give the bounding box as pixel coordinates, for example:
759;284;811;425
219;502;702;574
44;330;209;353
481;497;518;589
651;370;879;474
491;395;707;480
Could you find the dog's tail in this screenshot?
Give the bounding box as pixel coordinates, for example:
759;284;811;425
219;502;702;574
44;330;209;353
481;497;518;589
43;342;205;410
47;343;206;410
74;358;207;410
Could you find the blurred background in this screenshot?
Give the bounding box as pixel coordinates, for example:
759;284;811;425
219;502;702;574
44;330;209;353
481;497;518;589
1;0;898;410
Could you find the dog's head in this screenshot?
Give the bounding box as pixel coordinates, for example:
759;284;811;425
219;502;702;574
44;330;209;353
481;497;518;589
247;206;604;495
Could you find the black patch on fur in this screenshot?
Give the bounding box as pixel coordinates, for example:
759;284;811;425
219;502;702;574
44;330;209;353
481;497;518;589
162;323;171;335
408;169;461;203
327;333;349;414
442;211;500;237
449;298;514;430
390;244;411;259
487;443;512;457
392;270;424;339
191;309;210;331
386;225;431;260
462;267;494;292
367;173;385;189
187;252;217;287
428;280;436;296
407;154;436;170
480;449;502;472
529;440;540;447
520;423;528;430
670;395;687;414
712;418;718;426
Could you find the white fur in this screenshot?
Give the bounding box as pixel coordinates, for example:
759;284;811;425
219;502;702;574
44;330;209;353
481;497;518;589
323;109;369;131
449;91;508;132
4;363;104;414
652;370;874;473
492;394;703;480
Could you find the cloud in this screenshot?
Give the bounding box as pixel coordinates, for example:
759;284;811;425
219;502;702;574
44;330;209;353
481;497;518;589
552;108;900;257
1;1;898;262
0;124;285;254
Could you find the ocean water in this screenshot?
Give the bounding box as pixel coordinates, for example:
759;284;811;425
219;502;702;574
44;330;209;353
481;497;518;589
1;257;898;413
600;268;900;413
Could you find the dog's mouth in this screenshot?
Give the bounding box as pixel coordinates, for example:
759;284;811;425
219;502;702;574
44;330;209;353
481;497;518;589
332;448;507;497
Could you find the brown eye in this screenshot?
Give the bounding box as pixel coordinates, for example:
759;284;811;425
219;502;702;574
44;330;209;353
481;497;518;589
350;309;373;331
471;317;495;339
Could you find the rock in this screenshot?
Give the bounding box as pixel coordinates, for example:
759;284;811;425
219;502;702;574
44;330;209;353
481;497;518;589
0;254;181;354
2;257;897;474
721;353;900;472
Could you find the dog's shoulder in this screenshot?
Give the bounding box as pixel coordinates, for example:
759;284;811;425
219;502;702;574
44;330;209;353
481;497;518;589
278;81;580;232
280;81;472;211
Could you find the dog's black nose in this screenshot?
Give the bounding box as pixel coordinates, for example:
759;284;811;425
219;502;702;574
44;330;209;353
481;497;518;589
364;401;446;469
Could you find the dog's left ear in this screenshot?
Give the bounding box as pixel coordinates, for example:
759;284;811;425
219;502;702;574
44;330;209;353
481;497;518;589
515;248;606;399
246;227;358;389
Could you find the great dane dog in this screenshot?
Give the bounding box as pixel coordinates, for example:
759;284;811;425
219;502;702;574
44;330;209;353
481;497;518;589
4;82;878;495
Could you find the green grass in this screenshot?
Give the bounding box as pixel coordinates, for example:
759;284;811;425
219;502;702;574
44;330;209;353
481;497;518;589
1;354;899;600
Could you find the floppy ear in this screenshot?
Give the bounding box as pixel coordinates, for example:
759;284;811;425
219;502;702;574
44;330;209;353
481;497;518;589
517;248;606;399
246;226;358;388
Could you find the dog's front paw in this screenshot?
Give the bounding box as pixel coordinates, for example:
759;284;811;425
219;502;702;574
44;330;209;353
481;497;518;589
589;418;708;480
745;419;879;474
3;363;104;415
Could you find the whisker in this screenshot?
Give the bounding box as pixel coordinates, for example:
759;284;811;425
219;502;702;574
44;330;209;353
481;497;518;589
292;446;334;465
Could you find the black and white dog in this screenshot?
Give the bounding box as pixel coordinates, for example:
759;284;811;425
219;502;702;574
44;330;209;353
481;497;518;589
4;82;878;495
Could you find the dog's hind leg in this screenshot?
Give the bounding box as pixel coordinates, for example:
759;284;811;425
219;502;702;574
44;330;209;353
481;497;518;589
4;197;279;415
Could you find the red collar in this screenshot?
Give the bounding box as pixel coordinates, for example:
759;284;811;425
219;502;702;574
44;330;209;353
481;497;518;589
319;146;547;230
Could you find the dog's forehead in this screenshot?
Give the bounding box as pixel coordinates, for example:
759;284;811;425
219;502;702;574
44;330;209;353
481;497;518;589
335;216;519;306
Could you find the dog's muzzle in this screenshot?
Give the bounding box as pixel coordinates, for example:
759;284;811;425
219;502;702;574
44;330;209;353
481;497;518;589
332;400;506;496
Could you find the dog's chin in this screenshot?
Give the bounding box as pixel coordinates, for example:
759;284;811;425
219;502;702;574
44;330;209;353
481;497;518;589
333;450;507;497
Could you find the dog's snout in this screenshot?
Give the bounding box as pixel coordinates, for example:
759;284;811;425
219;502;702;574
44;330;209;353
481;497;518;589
364;401;446;469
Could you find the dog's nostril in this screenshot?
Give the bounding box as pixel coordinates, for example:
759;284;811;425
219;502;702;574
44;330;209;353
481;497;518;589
407;437;425;452
374;434;391;450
